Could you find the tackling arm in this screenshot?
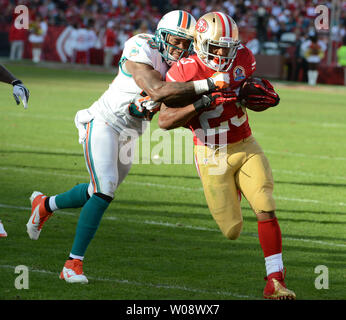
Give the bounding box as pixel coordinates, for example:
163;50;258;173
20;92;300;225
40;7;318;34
125;60;230;107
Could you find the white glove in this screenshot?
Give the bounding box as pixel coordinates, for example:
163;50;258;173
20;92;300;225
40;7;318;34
74;109;94;144
12;80;30;109
135;96;161;111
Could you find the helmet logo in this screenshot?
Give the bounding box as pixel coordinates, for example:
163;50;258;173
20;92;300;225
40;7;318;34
129;47;139;57
196;19;208;33
220;37;232;43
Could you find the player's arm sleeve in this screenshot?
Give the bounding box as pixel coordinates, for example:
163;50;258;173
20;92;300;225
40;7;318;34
233;47;257;90
123;36;155;67
247;48;257;78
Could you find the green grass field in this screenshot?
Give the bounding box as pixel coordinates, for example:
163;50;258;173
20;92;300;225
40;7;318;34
0;62;345;301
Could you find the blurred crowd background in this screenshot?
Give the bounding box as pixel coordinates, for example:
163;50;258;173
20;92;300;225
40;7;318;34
0;0;346;84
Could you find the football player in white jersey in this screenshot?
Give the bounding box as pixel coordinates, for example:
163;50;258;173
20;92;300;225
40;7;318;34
26;10;234;283
0;64;30;237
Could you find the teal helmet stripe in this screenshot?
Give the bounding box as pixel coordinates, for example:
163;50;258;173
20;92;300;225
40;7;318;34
177;10;182;27
186;13;191;29
177;11;192;31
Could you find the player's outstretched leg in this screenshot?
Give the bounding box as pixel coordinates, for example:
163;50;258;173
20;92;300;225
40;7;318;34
26;191;53;240
26;184;90;240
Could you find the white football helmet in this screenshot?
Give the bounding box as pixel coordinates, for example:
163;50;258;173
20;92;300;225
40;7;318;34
155;10;196;65
194;12;240;72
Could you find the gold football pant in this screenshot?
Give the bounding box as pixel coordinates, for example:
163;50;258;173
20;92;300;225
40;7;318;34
194;135;276;240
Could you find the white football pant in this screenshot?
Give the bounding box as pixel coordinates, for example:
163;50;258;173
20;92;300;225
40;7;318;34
83;118;135;198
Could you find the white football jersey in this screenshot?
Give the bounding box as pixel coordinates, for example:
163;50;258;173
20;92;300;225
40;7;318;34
88;33;169;136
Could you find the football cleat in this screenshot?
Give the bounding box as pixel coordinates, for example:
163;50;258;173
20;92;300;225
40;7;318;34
263;269;296;300
59;259;88;284
0;220;7;238
26;191;53;240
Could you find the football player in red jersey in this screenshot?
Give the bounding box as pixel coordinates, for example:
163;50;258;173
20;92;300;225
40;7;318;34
158;12;296;300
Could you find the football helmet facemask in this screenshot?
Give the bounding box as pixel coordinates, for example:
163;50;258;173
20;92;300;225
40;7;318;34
155;10;196;65
194;12;240;72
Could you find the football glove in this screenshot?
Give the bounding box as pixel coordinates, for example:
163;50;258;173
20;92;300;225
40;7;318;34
134;95;161;120
243;79;280;108
12;80;30;109
136;95;161;112
74;109;95;144
193;91;237;112
207;72;231;90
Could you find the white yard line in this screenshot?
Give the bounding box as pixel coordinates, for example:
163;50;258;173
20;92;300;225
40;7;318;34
275;196;346;207
0;264;255;299
1;203;345;248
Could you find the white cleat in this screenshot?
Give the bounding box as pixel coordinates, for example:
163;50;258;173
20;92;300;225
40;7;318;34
59;259;89;284
26;191;52;240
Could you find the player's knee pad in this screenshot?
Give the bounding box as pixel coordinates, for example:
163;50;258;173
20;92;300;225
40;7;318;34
251;187;276;214
94;192;113;203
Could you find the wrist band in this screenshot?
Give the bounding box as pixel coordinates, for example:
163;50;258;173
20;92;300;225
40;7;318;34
193;79;210;94
11;79;22;86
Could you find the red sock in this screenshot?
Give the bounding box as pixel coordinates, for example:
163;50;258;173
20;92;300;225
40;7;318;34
257;217;282;257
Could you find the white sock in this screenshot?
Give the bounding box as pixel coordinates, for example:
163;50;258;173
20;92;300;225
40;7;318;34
265;253;283;276
69;253;84;261
49;195;59;212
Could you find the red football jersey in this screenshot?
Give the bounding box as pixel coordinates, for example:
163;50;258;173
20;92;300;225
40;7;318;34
166;44;255;146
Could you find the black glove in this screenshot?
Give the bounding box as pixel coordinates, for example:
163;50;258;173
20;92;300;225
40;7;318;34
193;91;237;112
